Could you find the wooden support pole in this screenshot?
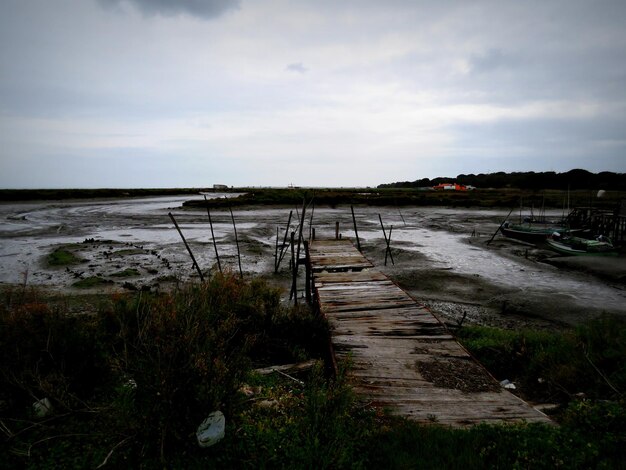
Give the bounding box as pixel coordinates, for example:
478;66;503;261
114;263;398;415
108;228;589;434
295;199;307;275
203;195;221;273
487;207;515;245
312;227;316;240
351;205;361;252
384;225;394;266
290;232;297;303
274;226;279;272
228;206;243;278
168;212;204;282
304;240;311;305
379;214;395;266
335;221;340;240
308;199;315;241
276;210;293;273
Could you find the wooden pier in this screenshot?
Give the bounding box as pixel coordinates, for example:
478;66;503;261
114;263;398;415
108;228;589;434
308;239;551;426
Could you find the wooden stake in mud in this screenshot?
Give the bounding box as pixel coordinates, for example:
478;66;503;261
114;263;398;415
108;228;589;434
168;212;204;282
335;221;340;240
378;214;395;266
308;199;315;241
295;199;307;273
289;232;297;303
351;205;361;252
394;197;407;226
487;207;515;245
203;195;222;273
275;210;293;273
384;225;394;266
228;206;243;278
274;226;279;272
304;240;311;305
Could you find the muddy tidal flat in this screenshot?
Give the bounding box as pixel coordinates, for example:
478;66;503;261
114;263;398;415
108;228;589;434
1;194;625;329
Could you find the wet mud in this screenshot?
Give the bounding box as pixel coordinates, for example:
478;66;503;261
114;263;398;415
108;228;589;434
1;196;625;329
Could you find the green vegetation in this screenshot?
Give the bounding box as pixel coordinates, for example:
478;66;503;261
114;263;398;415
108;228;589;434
379;169;626;191
46;247;84;266
1;281;624;468
111;268;141;277
184;187;626;210
456;315;626;403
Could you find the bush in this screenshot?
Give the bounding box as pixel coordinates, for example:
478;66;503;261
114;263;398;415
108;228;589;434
456;315;626;402
99;273;284;459
0;293;106;412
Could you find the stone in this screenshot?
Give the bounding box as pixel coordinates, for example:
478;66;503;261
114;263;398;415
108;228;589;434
196;411;225;448
33;398;53;418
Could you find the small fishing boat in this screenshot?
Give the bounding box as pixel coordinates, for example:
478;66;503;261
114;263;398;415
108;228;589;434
500;221;569;243
546;234;617;256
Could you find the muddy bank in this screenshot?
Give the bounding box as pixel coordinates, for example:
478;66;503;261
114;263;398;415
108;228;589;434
1;198;625;330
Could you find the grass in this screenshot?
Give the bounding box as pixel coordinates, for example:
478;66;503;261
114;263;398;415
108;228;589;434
183;187;626;210
46;247;84;266
456;315;626;403
110;268;141;277
1;281;625;468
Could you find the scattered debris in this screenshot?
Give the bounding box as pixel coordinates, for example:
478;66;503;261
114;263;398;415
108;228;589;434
253;359;318;376
500;379;517;390
32;398;53;418
255;399;279;409
417;359;502;393
196;411;226;448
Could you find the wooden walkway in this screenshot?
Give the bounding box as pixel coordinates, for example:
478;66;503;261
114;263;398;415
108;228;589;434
309;239;551;426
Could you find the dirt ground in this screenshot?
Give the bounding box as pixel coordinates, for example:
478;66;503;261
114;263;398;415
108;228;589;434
1;197;625;329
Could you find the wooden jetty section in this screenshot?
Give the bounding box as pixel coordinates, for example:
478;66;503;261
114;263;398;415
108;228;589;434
309;239;551;426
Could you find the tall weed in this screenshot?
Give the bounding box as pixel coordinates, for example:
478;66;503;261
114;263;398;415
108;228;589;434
457;314;626;401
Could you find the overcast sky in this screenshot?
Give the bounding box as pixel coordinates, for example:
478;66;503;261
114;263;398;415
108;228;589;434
1;0;625;188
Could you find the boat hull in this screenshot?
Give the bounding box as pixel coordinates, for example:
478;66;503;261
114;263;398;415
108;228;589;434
500;225;564;243
546;238;617;256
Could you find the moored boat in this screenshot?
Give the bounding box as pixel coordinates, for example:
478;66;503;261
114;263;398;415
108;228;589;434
500;221;569;243
546;235;617;256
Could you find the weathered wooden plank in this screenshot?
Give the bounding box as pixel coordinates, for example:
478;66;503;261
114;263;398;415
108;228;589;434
315;271;388;283
309;238;551;426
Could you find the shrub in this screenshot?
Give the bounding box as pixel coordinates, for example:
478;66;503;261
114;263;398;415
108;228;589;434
98;273;292;460
457;315;626;402
0;293;106;412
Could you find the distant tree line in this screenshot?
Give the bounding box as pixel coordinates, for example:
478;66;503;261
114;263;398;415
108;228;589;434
378;169;626;190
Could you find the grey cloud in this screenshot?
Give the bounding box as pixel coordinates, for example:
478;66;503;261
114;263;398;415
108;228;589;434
469;49;511;74
286;63;308;74
97;0;240;19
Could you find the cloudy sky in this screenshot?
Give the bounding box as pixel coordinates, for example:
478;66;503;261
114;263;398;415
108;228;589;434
1;0;625;188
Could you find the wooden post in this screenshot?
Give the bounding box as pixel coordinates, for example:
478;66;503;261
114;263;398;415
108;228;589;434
274;226;279;272
290;232;297;304
168;212;204;282
228;206;243;278
203;195;221;273
384;225;394;266
276;210;293;273
295;199;307;275
308;199;315;241
487;207;515;245
304;240;311;305
335;221;339;240
312;227;316;240
351;205;361;252
379;214;395;266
